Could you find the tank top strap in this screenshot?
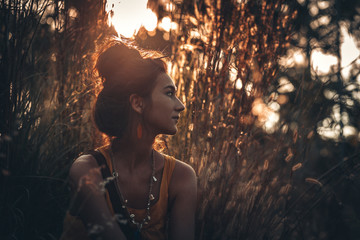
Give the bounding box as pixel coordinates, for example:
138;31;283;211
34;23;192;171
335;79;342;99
97;145;112;172
162;154;176;189
96;145;115;215
95;146;177;215
97;146;176;183
91;147;176;240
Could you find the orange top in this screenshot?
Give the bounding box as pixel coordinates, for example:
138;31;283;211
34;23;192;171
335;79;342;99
60;146;176;240
98;146;176;240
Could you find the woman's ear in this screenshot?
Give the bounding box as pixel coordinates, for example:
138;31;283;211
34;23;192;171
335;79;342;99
129;94;144;114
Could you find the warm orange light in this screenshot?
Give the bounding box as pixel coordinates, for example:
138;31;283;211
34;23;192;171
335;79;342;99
252;98;280;133
106;0;158;38
159;17;171;32
143;9;158;32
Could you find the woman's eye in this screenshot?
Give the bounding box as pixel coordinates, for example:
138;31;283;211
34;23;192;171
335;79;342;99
166;92;174;97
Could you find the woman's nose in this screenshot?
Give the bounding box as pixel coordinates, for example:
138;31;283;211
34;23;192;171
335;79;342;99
176;97;185;112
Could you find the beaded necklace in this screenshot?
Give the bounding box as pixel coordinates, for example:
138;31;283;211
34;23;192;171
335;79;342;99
109;149;157;237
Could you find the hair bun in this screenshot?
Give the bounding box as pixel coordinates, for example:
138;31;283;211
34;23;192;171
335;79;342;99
93;41;167;138
96;43;142;86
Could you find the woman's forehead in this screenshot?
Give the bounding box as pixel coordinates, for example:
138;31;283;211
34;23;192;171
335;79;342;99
155;73;176;89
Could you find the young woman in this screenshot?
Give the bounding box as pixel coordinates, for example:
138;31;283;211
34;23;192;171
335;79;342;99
63;42;197;240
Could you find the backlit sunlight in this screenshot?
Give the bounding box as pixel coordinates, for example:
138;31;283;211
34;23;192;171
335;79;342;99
280;22;360;140
310;23;360;79
106;0;158;38
310;50;338;75
340;24;360;80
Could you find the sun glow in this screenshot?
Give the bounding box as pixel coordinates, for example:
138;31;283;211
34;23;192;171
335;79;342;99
106;0;158;38
158;16;178;32
252;98;280;133
340;24;360;80
310;23;360;79
278;23;360;140
310;50;338;75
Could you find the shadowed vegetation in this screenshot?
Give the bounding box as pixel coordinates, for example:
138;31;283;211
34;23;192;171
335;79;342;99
0;0;110;238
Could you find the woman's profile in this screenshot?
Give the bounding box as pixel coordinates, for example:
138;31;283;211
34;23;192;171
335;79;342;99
61;41;197;240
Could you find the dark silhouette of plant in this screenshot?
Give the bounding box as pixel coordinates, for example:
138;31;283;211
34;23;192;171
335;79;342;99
0;0;111;239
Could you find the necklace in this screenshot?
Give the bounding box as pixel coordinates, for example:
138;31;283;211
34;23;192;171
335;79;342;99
109;148;157;233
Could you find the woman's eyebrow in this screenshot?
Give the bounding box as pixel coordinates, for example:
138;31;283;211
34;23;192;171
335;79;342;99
164;85;177;91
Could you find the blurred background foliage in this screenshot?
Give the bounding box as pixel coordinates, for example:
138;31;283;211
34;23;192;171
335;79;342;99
0;0;111;238
1;0;360;239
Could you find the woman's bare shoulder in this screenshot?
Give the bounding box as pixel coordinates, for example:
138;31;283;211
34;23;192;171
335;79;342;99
162;154;196;181
70;154;98;173
168;158;197;239
68;154;101;187
173;159;196;178
169;158;197;197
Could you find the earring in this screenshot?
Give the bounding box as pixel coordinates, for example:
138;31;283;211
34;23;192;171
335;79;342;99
137;123;143;139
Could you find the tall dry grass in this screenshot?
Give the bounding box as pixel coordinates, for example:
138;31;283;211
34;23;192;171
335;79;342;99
0;0;110;239
160;1;298;238
157;0;360;239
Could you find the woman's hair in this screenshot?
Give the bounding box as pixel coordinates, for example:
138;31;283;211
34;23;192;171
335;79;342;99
93;41;167;138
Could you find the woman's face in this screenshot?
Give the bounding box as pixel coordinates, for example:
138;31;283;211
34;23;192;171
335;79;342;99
143;73;185;135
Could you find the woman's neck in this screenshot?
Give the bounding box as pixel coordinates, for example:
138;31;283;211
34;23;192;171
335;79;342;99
110;132;155;173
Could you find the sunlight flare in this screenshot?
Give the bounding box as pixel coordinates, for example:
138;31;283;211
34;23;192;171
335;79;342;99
106;0;158;38
340;24;360;79
310;50;338;75
158;17;173;32
252;98;280;133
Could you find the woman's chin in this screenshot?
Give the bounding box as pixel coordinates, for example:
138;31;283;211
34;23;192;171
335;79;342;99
163;127;178;136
